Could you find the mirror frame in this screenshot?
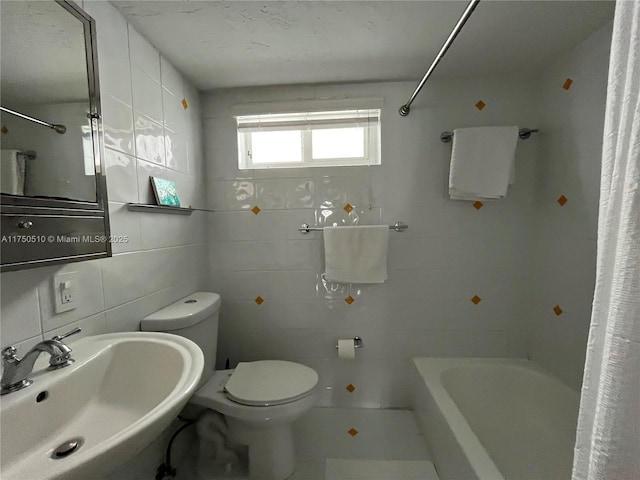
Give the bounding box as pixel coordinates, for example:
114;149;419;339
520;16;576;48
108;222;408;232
0;0;111;272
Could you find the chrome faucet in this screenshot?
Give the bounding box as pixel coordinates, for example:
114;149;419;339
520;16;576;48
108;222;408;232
1;327;81;395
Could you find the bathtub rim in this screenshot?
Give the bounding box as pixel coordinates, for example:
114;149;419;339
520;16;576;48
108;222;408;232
413;357;508;480
414;356;582;480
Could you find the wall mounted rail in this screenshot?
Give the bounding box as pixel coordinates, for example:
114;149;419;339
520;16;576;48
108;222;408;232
298;222;408;234
126;203;217;215
399;0;481;117
440;128;539;143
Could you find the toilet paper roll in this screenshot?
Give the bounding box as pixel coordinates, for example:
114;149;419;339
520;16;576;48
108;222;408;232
337;338;356;360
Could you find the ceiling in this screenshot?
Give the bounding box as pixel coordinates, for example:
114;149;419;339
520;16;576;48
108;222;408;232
113;1;615;92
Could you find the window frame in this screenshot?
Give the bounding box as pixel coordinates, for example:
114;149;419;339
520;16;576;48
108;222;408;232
236;109;381;170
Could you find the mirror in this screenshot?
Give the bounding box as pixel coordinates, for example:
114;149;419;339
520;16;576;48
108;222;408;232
0;0;111;272
0;0;97;202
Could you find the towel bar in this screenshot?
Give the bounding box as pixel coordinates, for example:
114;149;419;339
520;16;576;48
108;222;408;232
298;222;408;234
440;128;539;143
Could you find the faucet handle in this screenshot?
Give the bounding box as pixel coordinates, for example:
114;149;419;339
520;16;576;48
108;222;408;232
2;346;18;361
51;327;82;342
47;328;81;370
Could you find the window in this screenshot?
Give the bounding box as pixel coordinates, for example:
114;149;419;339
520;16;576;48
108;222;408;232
236;109;381;169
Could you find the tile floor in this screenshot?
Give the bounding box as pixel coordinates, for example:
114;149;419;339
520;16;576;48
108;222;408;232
175;407;432;480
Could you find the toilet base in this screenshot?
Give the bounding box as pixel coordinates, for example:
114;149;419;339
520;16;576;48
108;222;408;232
227;418;295;480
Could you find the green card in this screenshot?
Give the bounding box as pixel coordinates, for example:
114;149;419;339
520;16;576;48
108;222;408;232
150;177;181;207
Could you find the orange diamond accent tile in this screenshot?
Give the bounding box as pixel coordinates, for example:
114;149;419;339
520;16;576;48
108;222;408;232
475;100;486;110
473;201;484;210
346;384;356;393
1;126;8;134
344;203;353;213
345;295;355;305
348;428;359;437
181;98;189;110
562;78;573;90
255;296;264;305
251;205;261;215
557;195;568;206
553;305;563;316
471;295;482;305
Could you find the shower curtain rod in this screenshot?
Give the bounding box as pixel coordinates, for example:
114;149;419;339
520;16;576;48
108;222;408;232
399;0;481;117
0;106;67;134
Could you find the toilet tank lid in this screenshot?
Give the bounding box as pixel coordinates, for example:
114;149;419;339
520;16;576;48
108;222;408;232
141;292;221;332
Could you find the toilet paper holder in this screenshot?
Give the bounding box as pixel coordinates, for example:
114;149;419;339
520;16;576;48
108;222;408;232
335;337;364;349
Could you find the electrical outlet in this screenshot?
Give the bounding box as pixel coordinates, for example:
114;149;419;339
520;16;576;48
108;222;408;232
53;272;78;314
61;281;73;304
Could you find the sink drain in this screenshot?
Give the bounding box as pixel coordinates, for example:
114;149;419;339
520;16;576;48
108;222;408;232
51;438;83;459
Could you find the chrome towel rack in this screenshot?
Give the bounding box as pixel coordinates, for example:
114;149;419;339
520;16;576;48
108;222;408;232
440;128;539;143
298;222;408;234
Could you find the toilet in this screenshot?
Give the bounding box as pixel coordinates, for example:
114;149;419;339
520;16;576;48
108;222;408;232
140;292;319;480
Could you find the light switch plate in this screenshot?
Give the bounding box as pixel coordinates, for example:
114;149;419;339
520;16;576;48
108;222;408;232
53;272;78;314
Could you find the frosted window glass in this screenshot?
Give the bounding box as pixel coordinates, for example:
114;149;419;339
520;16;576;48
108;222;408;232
312;127;364;159
236;108;380;169
251;130;302;164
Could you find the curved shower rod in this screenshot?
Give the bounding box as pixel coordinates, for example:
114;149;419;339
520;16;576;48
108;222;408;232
399;0;481;117
0;106;66;134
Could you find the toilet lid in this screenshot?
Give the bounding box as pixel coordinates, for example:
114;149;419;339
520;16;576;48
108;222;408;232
224;360;318;406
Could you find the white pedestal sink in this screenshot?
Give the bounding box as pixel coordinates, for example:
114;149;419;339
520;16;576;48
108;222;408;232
0;332;204;480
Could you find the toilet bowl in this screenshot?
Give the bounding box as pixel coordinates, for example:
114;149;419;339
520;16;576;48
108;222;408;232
141;292;319;480
193;365;318;480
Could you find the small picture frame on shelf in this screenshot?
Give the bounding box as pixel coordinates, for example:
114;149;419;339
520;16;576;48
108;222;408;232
150;177;181;207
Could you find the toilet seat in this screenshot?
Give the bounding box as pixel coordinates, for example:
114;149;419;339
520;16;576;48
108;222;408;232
224;360;318;407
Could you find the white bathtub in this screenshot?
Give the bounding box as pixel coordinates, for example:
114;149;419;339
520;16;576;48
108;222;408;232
411;358;580;480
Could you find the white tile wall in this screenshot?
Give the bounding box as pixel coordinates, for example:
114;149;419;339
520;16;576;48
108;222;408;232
528;22;612;390
204;80;540;408
1;4;612;479
1;269;43;350
101;94;135;156
127;24;161;82
133;113;165;165
90;2;131;106
0;0;610;455
0;2;207;357
203;24;610;403
132;65;164;125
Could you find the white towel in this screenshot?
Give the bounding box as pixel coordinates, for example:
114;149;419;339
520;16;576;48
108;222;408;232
448;126;519;200
1;149;25;195
323;225;389;284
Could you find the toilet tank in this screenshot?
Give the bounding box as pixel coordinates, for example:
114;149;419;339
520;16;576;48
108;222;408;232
141;292;221;384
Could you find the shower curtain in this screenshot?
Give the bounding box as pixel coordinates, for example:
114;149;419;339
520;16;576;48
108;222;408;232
572;1;640;480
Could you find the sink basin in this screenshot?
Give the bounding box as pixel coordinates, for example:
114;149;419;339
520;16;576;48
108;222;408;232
0;332;204;480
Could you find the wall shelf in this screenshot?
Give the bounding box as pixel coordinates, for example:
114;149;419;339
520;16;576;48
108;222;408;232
126;203;194;215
